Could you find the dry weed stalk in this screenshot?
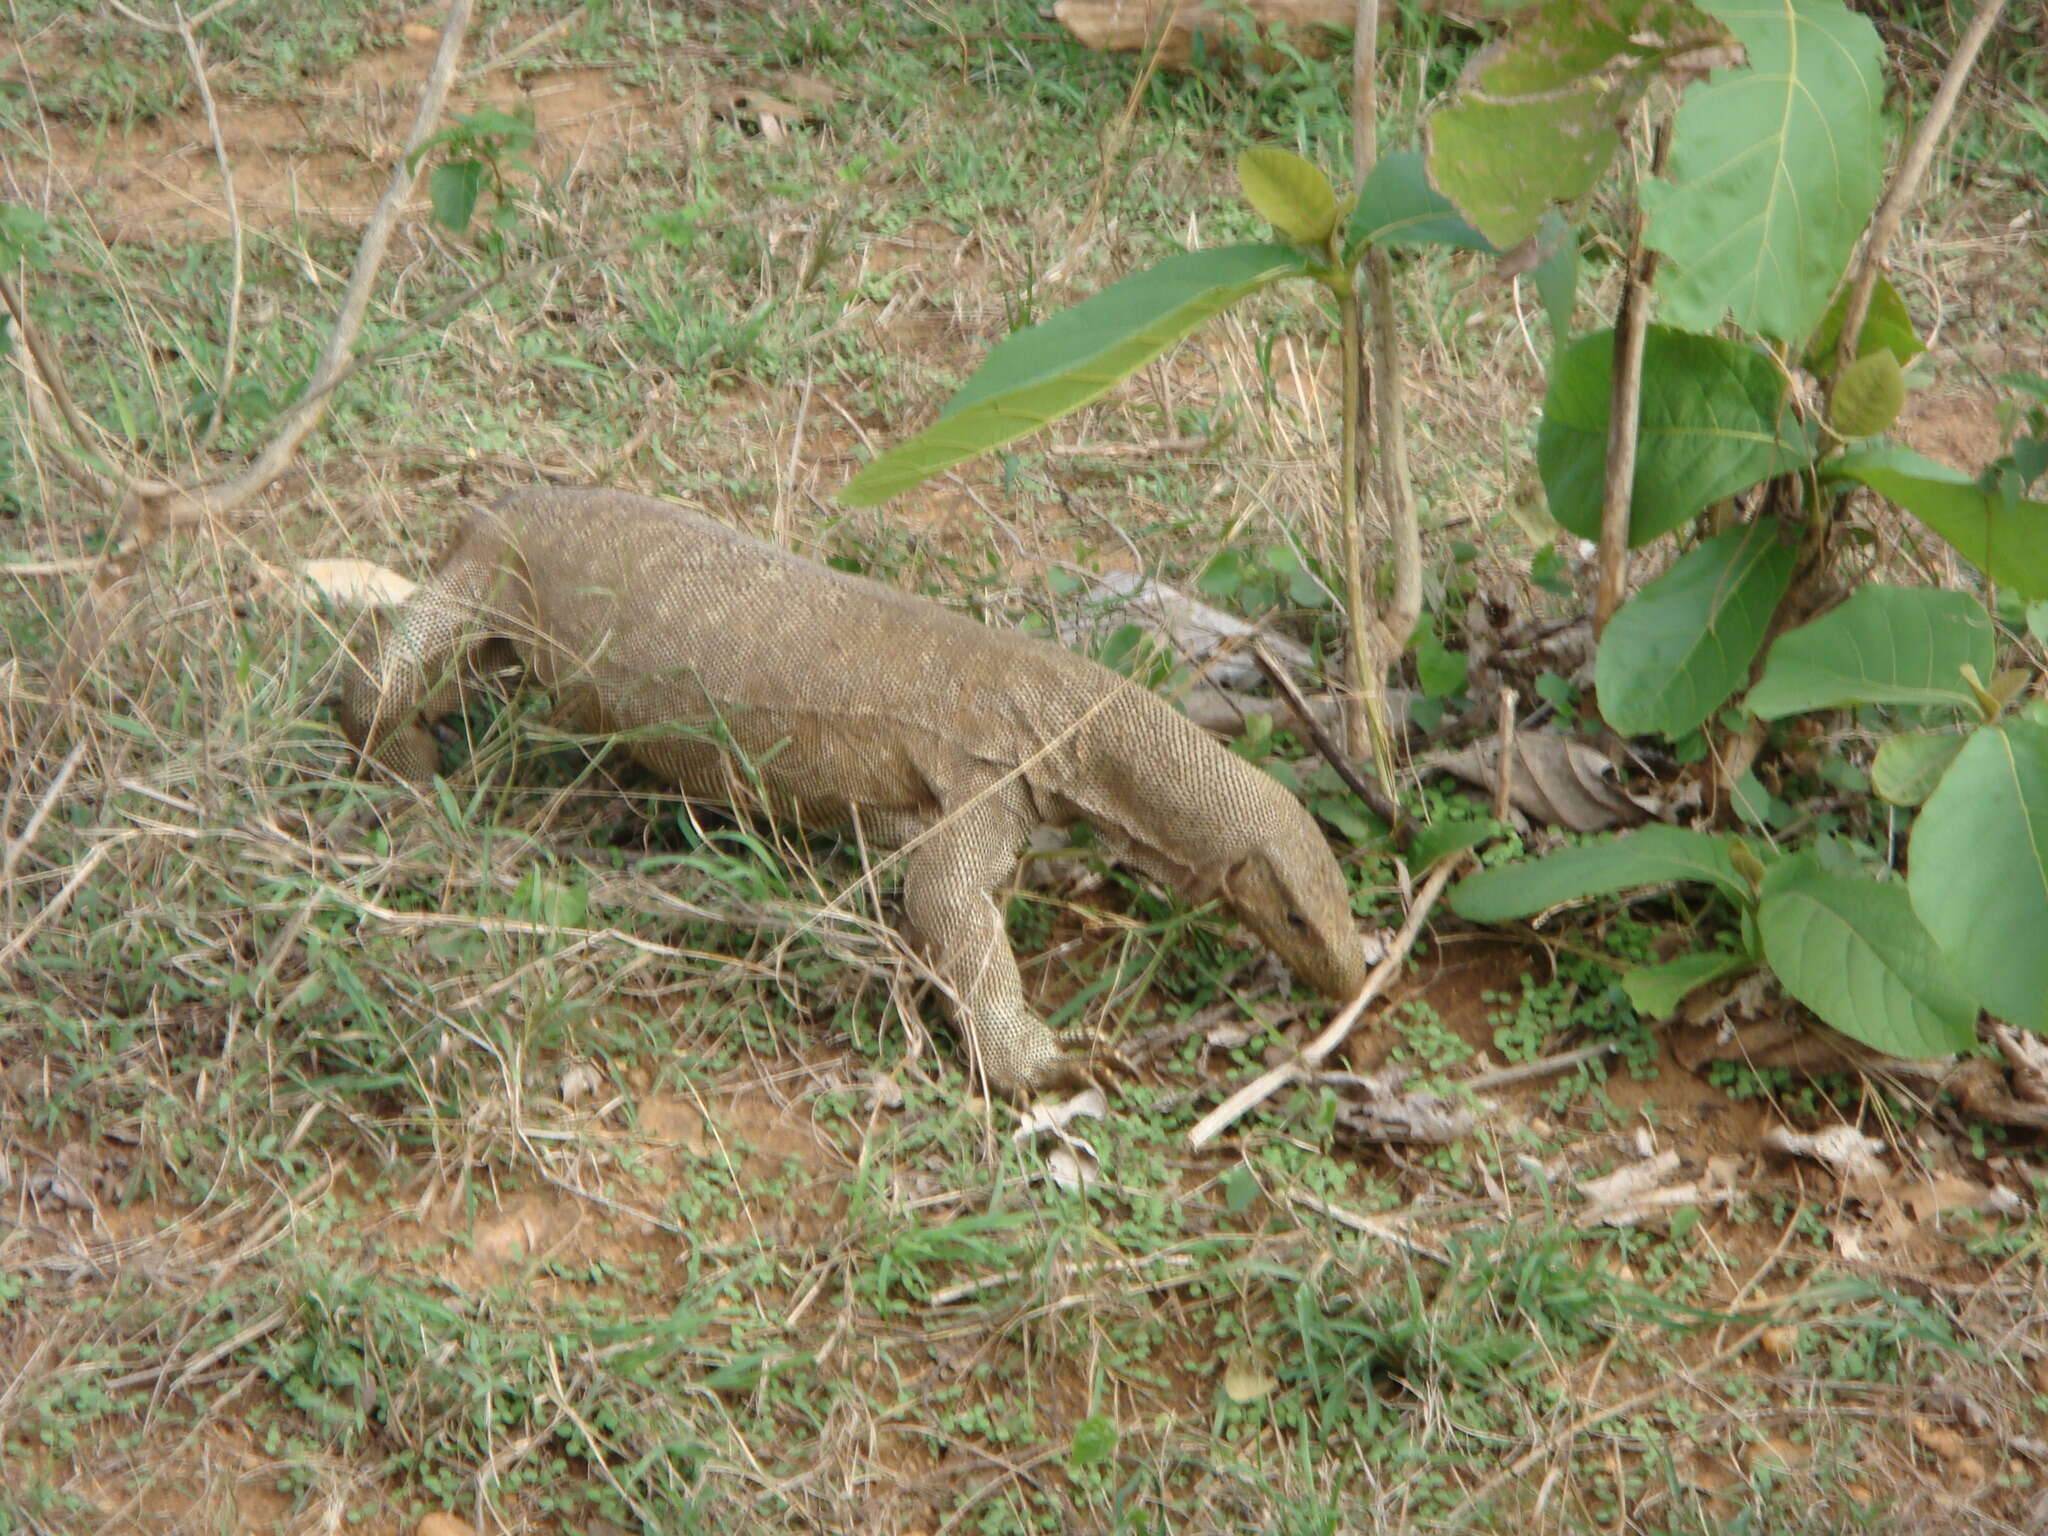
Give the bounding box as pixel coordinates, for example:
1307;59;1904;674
4;0;476;700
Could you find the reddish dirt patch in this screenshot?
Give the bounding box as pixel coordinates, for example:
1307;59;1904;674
24;36;676;242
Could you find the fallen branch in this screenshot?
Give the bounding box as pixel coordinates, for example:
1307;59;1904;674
1187;853;1461;1148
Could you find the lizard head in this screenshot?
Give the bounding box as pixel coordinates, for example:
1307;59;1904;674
1221;820;1369;1003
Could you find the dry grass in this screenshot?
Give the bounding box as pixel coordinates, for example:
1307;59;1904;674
3;2;2047;1533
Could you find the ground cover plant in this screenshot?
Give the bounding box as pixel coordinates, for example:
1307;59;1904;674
3;1;2047;1533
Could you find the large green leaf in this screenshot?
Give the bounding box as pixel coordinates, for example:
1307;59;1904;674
1424;0;1733;248
838;244;1309;506
1344;151;1492;259
1824;446;2048;599
1449;826;1749;922
1758;860;1979;1057
1595;520;1796;739
1908;720;2048;1032
1642;0;1887;342
1538;326;1813;546
1747;585;1993;719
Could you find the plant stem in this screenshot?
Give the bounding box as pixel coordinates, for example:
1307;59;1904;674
1833;0;2008;381
1593;115;1669;635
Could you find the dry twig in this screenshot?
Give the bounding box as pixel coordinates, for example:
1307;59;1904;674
1187;853;1462;1147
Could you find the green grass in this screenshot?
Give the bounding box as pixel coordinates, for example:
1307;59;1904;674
3;2;2045;1532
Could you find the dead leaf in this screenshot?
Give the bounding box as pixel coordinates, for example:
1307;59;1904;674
1900;1177;2025;1222
1577;1151;1683;1206
1764;1124;1887;1181
301;557;417;608
417;1516;476;1536
1334;1091;1482;1145
868;1073;905;1110
1044;1143;1097;1191
1991;1022;2048;1106
1012;1086;1108;1140
1220;1350;1277;1404
401;22;440;46
558;1063;601;1108
1425;732;1656;832
1064;572;1315;691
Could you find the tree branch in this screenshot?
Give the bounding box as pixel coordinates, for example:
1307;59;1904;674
1832;0;2008;379
174;4;244;449
1593;115;1669;635
186;0;474;519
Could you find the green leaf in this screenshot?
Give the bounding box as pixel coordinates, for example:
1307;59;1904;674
1829;350;1906;438
1824;446;2048;599
1448;825;1749;922
1803;274;1924;373
1758;861;1979;1057
428;159;485;234
1344;151;1492;258
1537;326;1812;546
1595;520;1795;739
1415;630;1469;698
1747;585;1994;719
1870;730;1967;807
839;245;1309;506
1642;0;1888;342
1622;949;1754;1018
1530;212;1579;341
1424;0;1733;248
1908;720;2048;1032
1237;147;1338;244
1069;1415;1117;1469
1411;818;1505;872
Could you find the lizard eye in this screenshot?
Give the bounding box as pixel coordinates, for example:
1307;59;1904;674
1285;911;1309;931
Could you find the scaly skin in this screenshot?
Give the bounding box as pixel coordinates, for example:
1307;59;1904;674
341;488;1370;1092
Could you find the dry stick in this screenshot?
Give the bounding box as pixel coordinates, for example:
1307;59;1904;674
1250;641;1401;825
0;273;120;497
1832;0;2009;382
184;0;473;521
1592;116;1670;636
1187;853;1461;1148
174;5;243;450
1492;686;1518;822
1337;0;1381;765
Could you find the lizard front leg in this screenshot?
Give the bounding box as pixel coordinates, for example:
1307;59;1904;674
898;780;1070;1095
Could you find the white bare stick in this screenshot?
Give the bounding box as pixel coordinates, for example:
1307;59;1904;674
184;0;474;520
1187;855;1461;1148
1833;0;2009;379
174;5;243;449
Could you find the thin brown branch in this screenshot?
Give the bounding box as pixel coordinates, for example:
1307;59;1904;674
1338;0;1380;764
186;0;473;519
1251;641;1401;826
1187;852;1461;1148
174;5;243;449
1593;116;1670;635
0;272;121;499
1832;0;2009;379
